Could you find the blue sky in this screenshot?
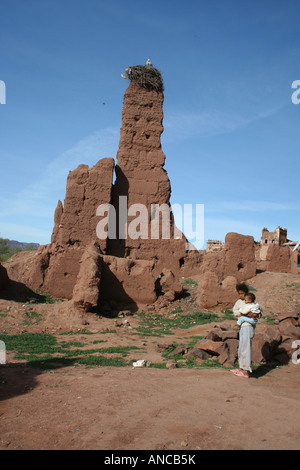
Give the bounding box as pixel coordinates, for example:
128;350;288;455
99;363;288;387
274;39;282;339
0;0;299;249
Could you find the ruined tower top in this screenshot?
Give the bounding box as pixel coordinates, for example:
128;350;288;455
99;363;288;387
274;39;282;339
108;60;187;269
121;61;164;92
261;226;288;246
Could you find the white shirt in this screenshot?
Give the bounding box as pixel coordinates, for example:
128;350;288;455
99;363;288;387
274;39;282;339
232;299;245;318
239;301;262;316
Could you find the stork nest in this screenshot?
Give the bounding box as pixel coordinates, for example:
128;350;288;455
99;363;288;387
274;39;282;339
122;65;164;92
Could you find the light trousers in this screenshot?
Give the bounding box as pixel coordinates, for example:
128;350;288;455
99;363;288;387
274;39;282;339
238;324;255;372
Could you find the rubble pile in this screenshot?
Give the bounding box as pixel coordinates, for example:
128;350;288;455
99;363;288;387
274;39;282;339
165;311;300;367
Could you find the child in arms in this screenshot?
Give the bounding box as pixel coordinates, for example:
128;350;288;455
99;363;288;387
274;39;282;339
237;292;262;327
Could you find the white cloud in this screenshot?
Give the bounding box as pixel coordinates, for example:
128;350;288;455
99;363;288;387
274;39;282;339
163;104;284;142
0;126;119;219
44;126;119;190
0;126;119;244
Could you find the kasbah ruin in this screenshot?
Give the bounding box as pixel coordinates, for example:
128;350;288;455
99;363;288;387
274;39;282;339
0;63;300;451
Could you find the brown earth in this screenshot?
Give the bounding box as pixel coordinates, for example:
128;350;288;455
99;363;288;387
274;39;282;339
0;271;300;450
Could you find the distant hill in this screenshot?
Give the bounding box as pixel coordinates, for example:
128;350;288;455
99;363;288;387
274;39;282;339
0;238;40;262
6;240;40;251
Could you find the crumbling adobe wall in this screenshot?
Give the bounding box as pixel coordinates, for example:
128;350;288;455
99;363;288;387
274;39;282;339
196;233;257;309
199;233;256;283
265;245;292;273
21;66;189;309
27;158;115;300
51;158;115;251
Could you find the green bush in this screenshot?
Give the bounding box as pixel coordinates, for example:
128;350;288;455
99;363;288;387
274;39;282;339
0;238;21;262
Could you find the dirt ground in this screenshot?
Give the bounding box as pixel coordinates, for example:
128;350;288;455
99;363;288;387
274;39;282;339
0;271;300;450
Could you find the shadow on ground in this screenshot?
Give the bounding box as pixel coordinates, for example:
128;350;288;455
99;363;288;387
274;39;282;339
0;360;76;402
